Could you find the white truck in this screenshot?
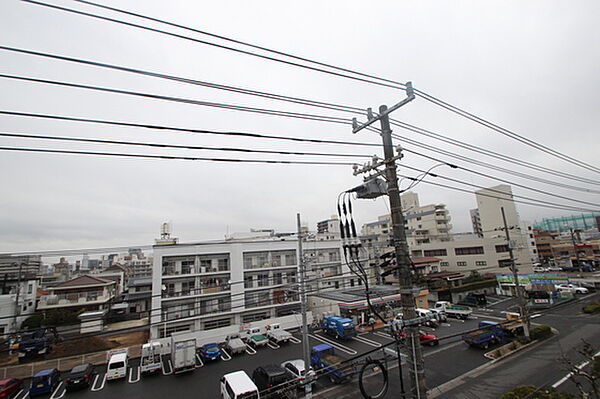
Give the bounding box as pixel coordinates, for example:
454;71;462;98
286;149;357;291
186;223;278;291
171;338;196;374
265;323;293;344
225;333;246;355
140;341;163;375
433;301;472;320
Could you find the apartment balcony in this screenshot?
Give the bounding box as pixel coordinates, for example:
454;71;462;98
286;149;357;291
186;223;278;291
162;285;230;300
436;223;453;231
38;292;114;310
162;270;230;280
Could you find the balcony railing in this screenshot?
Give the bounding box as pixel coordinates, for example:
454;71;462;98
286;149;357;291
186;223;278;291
39;292;113;307
162;285;230;298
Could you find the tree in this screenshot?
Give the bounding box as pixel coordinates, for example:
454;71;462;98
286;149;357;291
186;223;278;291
558;340;599;399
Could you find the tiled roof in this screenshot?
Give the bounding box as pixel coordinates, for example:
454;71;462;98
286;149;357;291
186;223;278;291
52;274;114;288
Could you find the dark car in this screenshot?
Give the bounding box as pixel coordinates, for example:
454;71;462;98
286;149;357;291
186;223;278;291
65;364;95;391
252;365;294;398
29;368;60;397
0;378;22;399
198;343;221;361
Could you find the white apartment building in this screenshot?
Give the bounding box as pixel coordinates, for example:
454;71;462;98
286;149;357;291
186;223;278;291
0;278;38;334
150;234;350;339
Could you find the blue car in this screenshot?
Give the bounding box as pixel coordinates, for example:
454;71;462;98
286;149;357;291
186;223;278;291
29;369;60;397
199;343;221;361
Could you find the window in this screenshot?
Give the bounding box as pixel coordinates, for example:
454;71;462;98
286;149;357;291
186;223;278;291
457;261;467;266
181;260;194;274
27;284;33;294
440;261;449;267
244;275;253;289
285;253;296;266
431;266;439;272
495;245;509;253
498;259;513;268
218;258;229;271
258;274;269;287
424;249;447;257
204;318;231;330
455;247;484;255
273;273;283;285
242;312;268;323
475;261;487;266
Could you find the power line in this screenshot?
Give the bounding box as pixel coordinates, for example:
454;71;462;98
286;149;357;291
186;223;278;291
24;0;598;175
413;89;600;175
400;163;600;212
0;110;380;147
21;0;406;92
0;45;366;115
2;46;596;191
390;119;600;187
0;146;357;166
399;174;600;212
392;134;600;194
0;132;373;159
0;74;352;125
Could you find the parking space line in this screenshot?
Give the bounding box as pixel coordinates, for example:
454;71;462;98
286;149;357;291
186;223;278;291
161;359;173;376
289;337;301;344
245;344;257;355
13;389;24;399
308;333;357;355
128;366;140;383
220;349;232;361
49;381;65;399
373;331;393;340
91;373;106;392
267;341;280;350
195;353;204;368
353;336;382;348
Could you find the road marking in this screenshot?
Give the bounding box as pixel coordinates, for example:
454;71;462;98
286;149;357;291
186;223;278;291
373;331;393;340
308;333;357;355
161;358;173;376
289;336;302;344
13;389;24;399
552;349;600;388
353;335;382;348
49;381;65;399
220;349;232;361
195;353;204;368
267;341;280;350
91;373;106;392
128;366;140;383
245;344;257;355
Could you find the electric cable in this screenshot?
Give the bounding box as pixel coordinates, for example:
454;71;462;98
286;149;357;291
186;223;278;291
0;110;380;148
358;357;389;399
0;132;374;159
0;146;358;166
21;0;406;92
23;0;598;175
389;120;600;188
0;74;352;125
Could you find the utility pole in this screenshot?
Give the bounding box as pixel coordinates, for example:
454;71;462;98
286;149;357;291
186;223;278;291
297;213;312;399
13;262;23;332
569;228;582;272
500;207;530;340
353;83;427;399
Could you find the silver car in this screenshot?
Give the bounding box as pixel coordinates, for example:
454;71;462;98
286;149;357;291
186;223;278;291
281;359;307;389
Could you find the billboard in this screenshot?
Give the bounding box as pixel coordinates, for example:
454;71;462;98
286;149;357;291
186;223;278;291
495;273;568;286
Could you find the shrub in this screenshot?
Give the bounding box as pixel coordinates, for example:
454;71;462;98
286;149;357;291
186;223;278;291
530;325;553;341
21;309;82;330
502;385;575;399
582;301;600;314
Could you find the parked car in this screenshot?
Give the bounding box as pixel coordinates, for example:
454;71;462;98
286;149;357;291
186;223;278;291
546;266;562;272
533;266;549;273
252;365;295;398
556;284;589;295
220;370;259;399
400;330;439;346
29;369;60;397
415;308;439;327
65;363;95;391
199;343;221;362
0;378;22;399
281;359;307;389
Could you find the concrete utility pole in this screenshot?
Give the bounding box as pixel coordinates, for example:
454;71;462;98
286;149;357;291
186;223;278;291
569;228;582;272
297;213;312;399
353;83;427;399
500;207;530;340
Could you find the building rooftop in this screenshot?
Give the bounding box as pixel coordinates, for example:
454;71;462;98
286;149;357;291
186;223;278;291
313;285;400;303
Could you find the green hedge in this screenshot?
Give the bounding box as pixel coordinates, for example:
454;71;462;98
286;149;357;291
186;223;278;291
502;385;575;399
582;300;600;314
531;325;553;341
21;309;82;330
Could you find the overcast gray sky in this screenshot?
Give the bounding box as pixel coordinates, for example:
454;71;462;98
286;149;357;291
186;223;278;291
1;0;599;254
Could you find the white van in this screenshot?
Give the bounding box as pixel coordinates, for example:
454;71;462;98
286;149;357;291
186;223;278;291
220;370;259;399
107;352;128;381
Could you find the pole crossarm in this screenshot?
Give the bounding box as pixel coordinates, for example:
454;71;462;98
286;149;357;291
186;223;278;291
352;82;414;134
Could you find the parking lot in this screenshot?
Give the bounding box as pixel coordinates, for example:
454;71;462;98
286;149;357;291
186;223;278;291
5;313;507;399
